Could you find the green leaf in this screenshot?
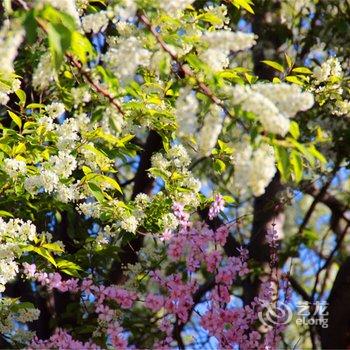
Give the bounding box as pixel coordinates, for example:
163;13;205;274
33;247;57;266
308;145;327;164
23;9;38;44
262;60;284;72
213;159;226;173
222;195;236;204
71;31;95;64
26;103;45;109
97;175;123;193
290;150;303;183
274;146;290;182
285;53;293;69
88;182;105;202
232;0;255;14
0;210;14;218
285;75;303;85
292;67;313;74
15;89;26;107
8;111;22;129
42;243;64;253
289;121;300;139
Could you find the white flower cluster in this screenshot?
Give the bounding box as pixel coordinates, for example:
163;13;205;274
159;0;195;13
46;102;65;120
113;0;137;22
313;57;342;84
24;170;59;194
0;19;24;104
0;77;20;105
77;201;101;218
0;218;36;292
175;87;199;136
232;139;276;197
3;158;27;178
15;307;41;323
82;11;109;33
23;149;80;202
0;298;39;341
49;151;77;178
200;30;257;71
151;145;201;207
71;86;92;107
104;37;152;82
120;216;139;233
311;57;350;116
162;213;179;230
229;83;314;136
32;52;56;91
197;105;223;156
55;118;80;151
0;19;24;74
203;4;229;28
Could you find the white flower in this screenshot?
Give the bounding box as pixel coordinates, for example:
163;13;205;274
49;151;77;178
82;11;109;33
104;37;152;82
39;170;59;194
134;193;149;208
199;31;256;71
0;218;38;292
77;202;101;218
46;102;65;120
168;145;191;168
251;83;314;117
101;106;125;135
162;213;179;230
228;83;314;136
0;259;18;291
56;183;79;203
113;0;137;22
3;158;26;178
232;140;276;197
55;118;80;151
32;53;55;91
159;0;195;13
15;308;40;323
120;216;138;233
313;57;342;83
0;19;24;74
24;170;59;195
175;87;199;136
197;105;223;156
71;86;91;107
0;92;9;105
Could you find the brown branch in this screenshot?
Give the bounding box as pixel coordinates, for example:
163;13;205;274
65;54;125;116
297;164;341;236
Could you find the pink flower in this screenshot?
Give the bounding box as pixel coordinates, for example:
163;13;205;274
23;262;36;277
208;194;225;220
145;293;164;312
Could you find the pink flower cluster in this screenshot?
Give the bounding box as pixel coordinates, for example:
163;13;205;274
23;205;289;349
208;194;225;220
29;328;100;350
23;263;79;292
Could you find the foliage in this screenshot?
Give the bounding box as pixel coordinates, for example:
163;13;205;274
0;0;349;349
